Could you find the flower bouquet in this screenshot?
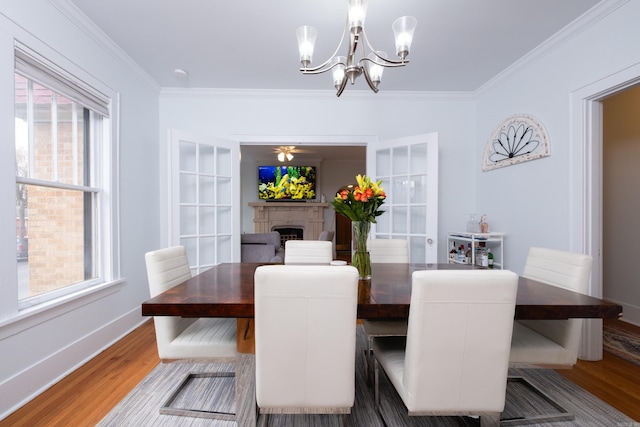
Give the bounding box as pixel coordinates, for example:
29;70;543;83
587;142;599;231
331;175;386;279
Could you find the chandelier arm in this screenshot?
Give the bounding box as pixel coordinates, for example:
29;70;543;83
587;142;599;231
358;57;409;69
300;16;350;74
361;63;379;94
360;30;409;66
336;74;348;97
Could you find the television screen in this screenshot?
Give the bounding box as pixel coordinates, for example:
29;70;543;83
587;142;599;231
258;165;316;200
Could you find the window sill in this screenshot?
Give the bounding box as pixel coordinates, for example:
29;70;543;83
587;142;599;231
0;279;124;340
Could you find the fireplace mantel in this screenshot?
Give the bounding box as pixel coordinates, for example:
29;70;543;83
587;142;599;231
249;202;329;240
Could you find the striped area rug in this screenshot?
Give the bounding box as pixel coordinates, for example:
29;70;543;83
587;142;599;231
99;326;635;426
603;321;640;367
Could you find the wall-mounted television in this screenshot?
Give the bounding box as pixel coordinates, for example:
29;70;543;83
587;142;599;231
258;165;316;200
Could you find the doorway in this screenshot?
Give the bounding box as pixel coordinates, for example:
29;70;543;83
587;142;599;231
570;63;640;359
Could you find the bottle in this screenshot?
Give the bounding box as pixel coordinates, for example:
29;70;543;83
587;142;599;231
465;243;472;264
480;247;488;267
487;249;494;268
480;214;489;233
449;241;457;260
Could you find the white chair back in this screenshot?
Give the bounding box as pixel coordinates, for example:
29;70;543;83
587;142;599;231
254;265;359;412
284;240;333;265
512;247;593;365
145;246;236;360
402;269;518;413
369;239;409;263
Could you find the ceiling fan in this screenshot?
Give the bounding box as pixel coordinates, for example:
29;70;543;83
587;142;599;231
271;146;312;162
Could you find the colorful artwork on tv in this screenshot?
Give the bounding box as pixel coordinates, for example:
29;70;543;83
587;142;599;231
258;166;316;200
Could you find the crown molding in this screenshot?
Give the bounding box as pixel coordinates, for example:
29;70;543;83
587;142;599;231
48;0;159;91
475;0;630;96
159;87;474;101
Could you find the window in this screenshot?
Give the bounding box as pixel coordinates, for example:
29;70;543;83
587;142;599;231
13;44;117;310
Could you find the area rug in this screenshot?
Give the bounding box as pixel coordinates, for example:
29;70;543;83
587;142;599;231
99;326;635;427
603;321;640;367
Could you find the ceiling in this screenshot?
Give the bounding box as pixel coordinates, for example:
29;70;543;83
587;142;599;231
66;0;601;161
68;0;601;93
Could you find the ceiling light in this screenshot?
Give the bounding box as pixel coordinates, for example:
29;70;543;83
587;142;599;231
277;147;295;162
296;0;417;97
173;68;189;78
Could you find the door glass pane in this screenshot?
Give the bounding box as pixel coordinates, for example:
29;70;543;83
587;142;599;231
392;176;408;204
217;147;232;177
410;206;427;234
217;206;232;234
179;141;197;172
376;207;390;233
217;235;232;263
180;206;197;235
199;145;215;174
199;237;216;265
180;173;197;203
410;175;426;204
199;175;215;204
392;146;408;174
392;206;407;233
376;149;391;177
199;207;215;234
217;177;232;205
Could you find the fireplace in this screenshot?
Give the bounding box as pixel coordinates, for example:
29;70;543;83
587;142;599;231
273;227;304;247
249;202;328;240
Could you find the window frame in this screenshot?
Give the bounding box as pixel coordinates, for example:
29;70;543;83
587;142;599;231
0;40;121;327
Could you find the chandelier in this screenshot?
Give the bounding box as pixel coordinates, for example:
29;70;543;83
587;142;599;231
296;0;417;97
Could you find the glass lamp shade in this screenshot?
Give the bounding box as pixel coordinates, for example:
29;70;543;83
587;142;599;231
392;16;417;60
330;56;346;89
277;152;285;162
296;25;318;67
367;51;387;84
347;0;368;34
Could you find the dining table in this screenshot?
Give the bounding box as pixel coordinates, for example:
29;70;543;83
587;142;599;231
141;262;622;426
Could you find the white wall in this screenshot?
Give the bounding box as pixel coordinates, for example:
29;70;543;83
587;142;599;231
0;0;160;418
159;91;477;259
474;0;640;282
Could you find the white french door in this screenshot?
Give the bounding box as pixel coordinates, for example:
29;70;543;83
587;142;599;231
169;130;241;273
367;133;439;263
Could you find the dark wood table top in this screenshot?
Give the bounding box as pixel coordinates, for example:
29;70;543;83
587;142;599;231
141;262;622;320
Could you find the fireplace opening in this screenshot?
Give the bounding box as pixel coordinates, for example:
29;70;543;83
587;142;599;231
273;227;304;247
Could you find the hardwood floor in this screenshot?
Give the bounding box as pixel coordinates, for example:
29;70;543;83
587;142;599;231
1;318;639;425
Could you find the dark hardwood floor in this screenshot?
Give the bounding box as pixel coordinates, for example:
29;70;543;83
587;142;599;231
1;318;639;425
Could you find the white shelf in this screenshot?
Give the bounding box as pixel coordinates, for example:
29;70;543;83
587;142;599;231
447;231;505;269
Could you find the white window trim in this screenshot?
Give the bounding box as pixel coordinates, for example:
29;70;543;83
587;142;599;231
0;34;121;327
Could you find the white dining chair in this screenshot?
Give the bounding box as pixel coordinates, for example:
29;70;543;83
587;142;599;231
362;238;410;384
145;246;237;420
254;264;359;425
373;269;518;426
504;246;592;425
284;240;333;264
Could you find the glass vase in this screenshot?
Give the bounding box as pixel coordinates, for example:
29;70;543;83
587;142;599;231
352;221;372;280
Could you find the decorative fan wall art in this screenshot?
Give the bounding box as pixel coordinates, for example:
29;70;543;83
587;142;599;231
482;114;550;171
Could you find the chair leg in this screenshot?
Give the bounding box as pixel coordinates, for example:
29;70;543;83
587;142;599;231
160;372;236;421
500;376;574;425
480;412;500;427
374;358;380;411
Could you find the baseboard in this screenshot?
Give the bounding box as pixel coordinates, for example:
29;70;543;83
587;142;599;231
0;308;146;421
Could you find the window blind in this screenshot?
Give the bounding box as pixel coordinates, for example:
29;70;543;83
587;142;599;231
14;43;110;116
